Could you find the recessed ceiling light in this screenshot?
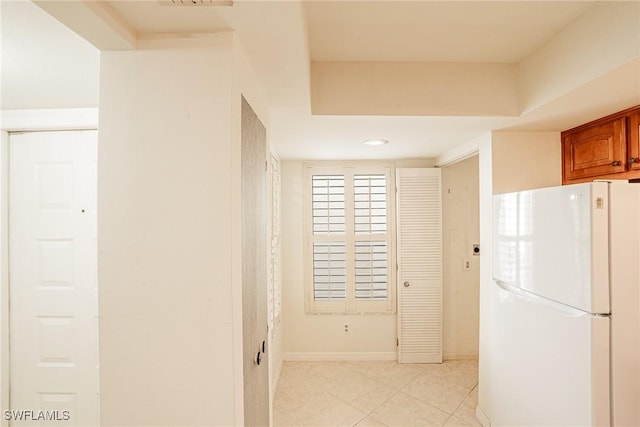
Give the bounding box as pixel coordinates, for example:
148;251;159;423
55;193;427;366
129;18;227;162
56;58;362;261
363;139;389;146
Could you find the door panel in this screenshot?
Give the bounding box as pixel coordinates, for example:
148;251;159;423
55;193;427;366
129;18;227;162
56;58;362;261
9;130;99;426
241;97;269;426
396;168;442;364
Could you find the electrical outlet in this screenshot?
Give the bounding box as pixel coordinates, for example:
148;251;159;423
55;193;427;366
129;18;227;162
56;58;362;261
464;260;471;270
343;323;350;334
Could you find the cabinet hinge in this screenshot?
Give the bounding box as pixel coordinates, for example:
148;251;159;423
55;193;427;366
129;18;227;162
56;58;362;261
397;338;399;346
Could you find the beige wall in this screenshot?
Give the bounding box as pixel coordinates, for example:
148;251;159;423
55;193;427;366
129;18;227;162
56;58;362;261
492;131;562;194
281;159;434;359
442;156;480;360
311;62;518;116
99;33;272;426
99;36;235;426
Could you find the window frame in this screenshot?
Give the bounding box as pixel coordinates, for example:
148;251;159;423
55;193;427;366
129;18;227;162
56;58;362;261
304;163;396;314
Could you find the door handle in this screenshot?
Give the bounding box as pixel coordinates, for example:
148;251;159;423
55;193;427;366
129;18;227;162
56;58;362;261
403;281;410;288
611;160;622;166
254;341;266;366
629;157;638;164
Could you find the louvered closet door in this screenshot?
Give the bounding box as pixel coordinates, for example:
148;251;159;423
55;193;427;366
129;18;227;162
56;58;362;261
396;168;442;363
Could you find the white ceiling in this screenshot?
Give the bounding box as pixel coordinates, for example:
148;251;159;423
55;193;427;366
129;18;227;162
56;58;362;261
305;1;594;63
269;110;513;159
3;0;639;160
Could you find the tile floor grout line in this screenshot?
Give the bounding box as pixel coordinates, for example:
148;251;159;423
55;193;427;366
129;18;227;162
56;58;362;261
329;365;413;426
338;366;422;422
349;411;369;427
442;412;455;427
321;373;401;426
356;386;402;426
445;382;477;425
401;388;460;420
398;369;475;421
274;360;478;427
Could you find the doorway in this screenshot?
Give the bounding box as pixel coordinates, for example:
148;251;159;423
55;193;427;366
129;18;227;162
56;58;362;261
441;155;480;360
241;97;270;426
8;130;99;426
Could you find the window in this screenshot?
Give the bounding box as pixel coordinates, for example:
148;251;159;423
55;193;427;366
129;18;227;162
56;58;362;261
305;165;395;313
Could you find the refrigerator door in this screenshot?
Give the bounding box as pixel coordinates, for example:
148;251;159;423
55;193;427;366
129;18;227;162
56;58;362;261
492;281;611;427
493;182;609;314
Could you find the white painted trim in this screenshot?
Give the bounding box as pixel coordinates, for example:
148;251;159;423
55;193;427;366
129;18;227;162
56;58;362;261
267;332;283;427
477;135;493;427
272;355;284;397
283;352;397;362
435;133;487;167
0;131;9;427
230;93;245;427
443;354;480;361
475;405;492;427
1;109;98;132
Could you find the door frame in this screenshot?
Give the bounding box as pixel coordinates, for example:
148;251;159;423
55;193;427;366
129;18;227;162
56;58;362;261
0;108;98;426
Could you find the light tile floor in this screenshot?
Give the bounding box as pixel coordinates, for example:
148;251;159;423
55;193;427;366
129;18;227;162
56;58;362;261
273;360;482;427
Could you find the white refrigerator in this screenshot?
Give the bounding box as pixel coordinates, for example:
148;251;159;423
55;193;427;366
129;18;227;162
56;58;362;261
492;182;640;427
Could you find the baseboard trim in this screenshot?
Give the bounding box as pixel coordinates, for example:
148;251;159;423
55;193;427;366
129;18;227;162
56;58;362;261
475;405;491;427
444;353;479;361
283;352;397;362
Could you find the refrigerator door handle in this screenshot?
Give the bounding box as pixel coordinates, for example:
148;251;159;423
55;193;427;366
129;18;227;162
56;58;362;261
494;279;607;318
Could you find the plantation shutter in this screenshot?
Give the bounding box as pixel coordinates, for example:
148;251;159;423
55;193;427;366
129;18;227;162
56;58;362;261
354;174;388;301
305;165;395;313
396;168;442;363
311;174;347;302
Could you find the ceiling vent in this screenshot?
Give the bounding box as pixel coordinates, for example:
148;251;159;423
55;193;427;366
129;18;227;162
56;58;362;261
158;0;233;6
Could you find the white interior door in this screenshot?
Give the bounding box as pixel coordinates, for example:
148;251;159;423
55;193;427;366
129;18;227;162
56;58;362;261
396;168;442;364
9;130;99;426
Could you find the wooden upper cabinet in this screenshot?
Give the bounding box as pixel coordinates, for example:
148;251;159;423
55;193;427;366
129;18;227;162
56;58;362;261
629;110;640;171
561;106;640;184
562;117;626;181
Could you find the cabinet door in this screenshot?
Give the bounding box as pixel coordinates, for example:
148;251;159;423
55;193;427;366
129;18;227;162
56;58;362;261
563;117;626;181
629;111;640;171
